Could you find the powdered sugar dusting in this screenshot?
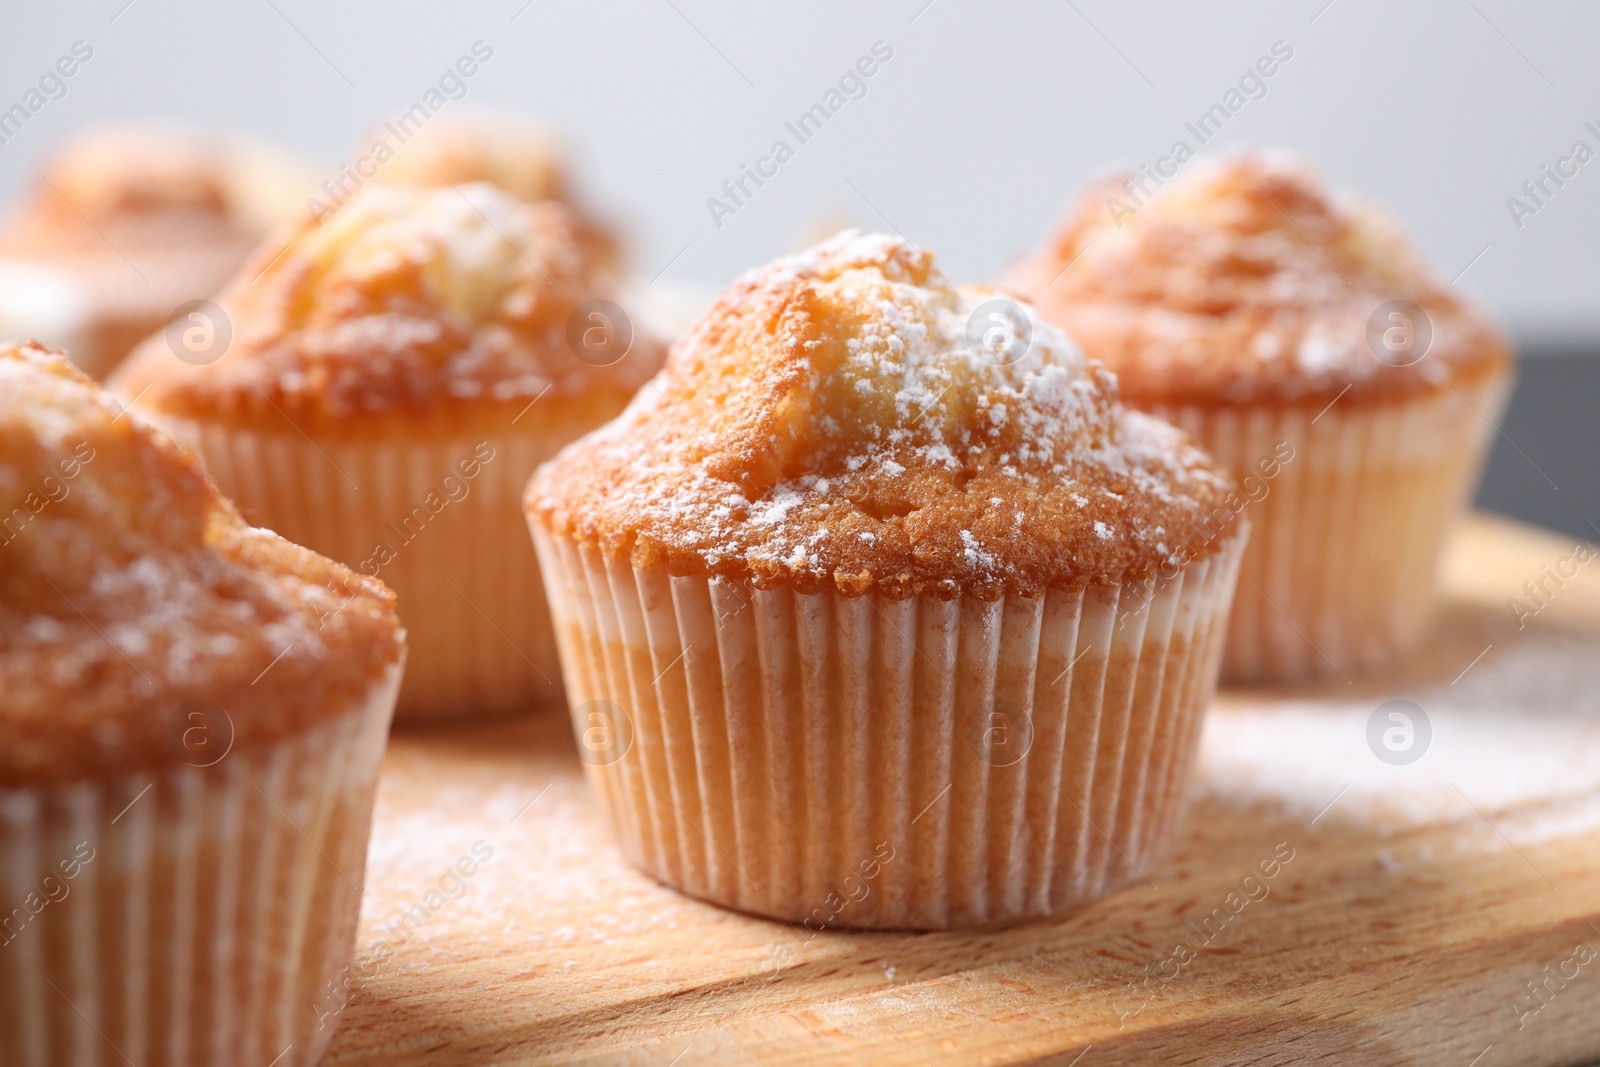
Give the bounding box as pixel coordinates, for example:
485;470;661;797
111;182;665;423
1;342;402;783
1007;152;1511;408
298;183;547;325
531;231;1239;598
1199;626;1600;827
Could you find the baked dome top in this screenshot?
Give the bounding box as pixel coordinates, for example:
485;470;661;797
370;113;568;205
1003;153;1512;408
366;113;619;268
0;126;318;337
25;125;235;220
528;231;1240;600
0;343;404;786
109;182;662;434
0;125;282;250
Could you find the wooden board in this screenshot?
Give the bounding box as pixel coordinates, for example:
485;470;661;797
321;513;1600;1067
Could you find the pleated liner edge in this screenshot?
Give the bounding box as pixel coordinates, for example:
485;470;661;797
1157;369;1510;682
0;662;401;1067
531;520;1246;930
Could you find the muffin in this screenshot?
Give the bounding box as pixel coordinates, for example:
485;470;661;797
1004;153;1514;682
0;342;404;1066
110;182;665;719
527;231;1248;929
0;124;315;379
360;110;620;269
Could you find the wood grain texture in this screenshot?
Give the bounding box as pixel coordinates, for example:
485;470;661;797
320;513;1600;1067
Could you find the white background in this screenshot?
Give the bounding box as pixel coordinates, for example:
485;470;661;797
2;0;1597;346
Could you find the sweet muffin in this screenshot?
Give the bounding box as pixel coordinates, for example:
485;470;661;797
527;231;1248;929
0;342;403;1066
110;182;665;719
361;110;619;269
0;124;315;378
1005;153;1514;682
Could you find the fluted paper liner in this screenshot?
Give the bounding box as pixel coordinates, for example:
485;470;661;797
0;663;400;1067
531;523;1245;929
158;418;563;719
1155;370;1511;682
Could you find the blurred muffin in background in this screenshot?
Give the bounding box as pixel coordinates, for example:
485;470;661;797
111;182;665;720
1005;152;1514;682
0;123;316;378
359;109;621;269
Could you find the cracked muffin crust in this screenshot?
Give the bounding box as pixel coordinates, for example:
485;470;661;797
1003;153;1511;409
111;182;658;437
0;341;403;786
529;230;1240;600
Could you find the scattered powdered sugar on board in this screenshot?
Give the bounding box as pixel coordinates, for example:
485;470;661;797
355;756;739;972
1197;626;1600;831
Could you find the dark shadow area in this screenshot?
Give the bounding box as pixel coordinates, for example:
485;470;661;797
1476;347;1600;541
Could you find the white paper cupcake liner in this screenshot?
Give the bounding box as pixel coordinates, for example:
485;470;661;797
531;523;1245;929
1154;371;1511;682
0;662;400;1067
159;418;565;719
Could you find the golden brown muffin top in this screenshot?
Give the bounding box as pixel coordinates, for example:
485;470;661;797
0;126;299;344
109;182;662;436
529;231;1240;601
1004;153;1512;408
370;113;568;204
0;343;404;786
0;125;257;253
365;113;619;267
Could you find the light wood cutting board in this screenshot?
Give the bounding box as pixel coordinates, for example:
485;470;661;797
320;513;1600;1066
